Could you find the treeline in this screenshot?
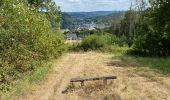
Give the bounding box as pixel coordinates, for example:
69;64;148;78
109;0;170;56
0;0;66;91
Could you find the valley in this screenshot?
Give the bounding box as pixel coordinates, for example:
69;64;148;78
61;11;125;30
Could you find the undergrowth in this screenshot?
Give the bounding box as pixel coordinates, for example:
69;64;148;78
0;61;53;100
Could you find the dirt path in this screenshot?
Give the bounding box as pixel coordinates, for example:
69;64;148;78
20;52;170;100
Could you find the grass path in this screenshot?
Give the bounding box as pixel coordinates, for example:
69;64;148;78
19;52;170;100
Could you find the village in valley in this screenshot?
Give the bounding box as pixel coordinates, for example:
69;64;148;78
65;22;110;40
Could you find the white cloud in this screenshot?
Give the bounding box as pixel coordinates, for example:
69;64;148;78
68;0;80;3
55;0;135;12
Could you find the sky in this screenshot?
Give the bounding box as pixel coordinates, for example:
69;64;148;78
54;0;135;12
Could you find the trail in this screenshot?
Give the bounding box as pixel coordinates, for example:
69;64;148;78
20;52;170;100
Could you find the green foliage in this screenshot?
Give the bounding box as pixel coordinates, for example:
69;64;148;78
72;34;126;52
115;54;170;74
27;0;43;7
0;0;67;91
0;83;12;93
0;62;53;99
108;0;170;57
132;0;170;56
29;62;52;83
80;35;111;51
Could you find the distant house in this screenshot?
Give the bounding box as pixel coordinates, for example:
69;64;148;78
89;26;96;30
66;33;78;40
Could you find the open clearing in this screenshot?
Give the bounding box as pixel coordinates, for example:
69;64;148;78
19;52;170;100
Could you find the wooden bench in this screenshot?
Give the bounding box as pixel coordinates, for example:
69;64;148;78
70;75;117;86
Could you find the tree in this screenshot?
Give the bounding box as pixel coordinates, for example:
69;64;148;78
119;10;137;46
27;0;49;8
133;0;170;56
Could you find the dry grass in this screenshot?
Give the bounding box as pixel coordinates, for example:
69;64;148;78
18;52;170;100
65;40;81;44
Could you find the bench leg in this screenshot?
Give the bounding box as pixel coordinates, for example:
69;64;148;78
71;82;74;86
103;79;107;85
81;81;84;86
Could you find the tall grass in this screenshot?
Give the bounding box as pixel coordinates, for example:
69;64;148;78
0;61;53;100
113;53;170;75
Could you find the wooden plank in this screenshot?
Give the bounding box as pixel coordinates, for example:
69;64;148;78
70;75;117;82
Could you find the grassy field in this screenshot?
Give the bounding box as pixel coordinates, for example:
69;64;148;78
1;46;170;100
24;52;170;100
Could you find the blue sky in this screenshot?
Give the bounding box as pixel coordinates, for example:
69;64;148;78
54;0;135;12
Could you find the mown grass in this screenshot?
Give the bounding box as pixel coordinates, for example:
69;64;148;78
0;61;53;100
113;52;170;75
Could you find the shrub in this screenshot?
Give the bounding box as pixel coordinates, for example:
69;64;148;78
79;35;111;51
131;32;170;57
0;0;67;87
74;34;126;52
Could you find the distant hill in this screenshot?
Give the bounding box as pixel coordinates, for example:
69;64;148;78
67;11;115;19
61;11;125;29
61;13;74;29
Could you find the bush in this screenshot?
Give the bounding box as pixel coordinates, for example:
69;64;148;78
131;32;170;57
0;0;67;88
79;35;111;51
72;34;126;52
